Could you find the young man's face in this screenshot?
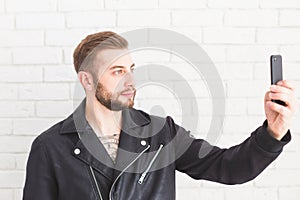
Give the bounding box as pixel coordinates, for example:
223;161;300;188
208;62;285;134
93;48;136;111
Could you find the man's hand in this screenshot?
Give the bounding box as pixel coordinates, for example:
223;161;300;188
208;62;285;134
264;80;298;140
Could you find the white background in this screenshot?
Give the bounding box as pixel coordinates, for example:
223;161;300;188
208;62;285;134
0;0;300;199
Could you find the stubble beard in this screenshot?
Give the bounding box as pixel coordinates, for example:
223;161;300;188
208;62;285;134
95;82;135;111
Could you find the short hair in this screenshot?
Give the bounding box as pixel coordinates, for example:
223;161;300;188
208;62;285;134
73;31;128;74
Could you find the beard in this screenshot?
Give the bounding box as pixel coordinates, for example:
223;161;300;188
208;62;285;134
95;82;136;111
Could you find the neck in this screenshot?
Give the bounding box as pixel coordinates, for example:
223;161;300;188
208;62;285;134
85;97;122;137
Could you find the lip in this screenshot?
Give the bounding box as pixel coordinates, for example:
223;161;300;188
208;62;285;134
121;92;134;98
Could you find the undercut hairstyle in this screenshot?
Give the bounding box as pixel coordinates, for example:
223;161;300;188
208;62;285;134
73;31;128;81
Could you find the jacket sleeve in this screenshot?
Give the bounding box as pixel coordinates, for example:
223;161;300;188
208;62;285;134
173;117;291;184
23;137;58;200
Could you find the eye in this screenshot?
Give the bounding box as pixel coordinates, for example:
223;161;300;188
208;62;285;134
113;69;124;75
131;67;135;73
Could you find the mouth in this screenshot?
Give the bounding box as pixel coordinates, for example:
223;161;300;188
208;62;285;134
120;90;135;98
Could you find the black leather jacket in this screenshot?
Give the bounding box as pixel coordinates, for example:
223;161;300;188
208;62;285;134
23;100;290;200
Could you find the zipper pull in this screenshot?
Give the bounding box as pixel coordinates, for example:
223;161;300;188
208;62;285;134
138;172;147;184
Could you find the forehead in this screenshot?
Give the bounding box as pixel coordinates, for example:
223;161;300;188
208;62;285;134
95;48;133;71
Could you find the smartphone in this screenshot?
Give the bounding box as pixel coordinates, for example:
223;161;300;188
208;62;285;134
270;55;286;106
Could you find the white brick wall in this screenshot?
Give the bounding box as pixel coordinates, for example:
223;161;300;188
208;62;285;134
1;1;300;200
224;10;278;27
16;13;65;29
6;0;57;12
0;31;44;47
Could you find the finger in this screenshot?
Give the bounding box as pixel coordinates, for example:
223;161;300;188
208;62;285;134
266;101;290;116
265;91;272;101
270;84;293;95
277;80;296;91
268;93;291;106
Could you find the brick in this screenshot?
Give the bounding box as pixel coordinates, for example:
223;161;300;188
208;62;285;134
0;119;13;135
0;0;4;12
16;13;65;29
226;98;247;115
117;10;170;27
15;154;28;170
223;116;249;134
13;47;62;65
176;188;200;199
172;10;223;26
36;101;73;117
260;0;300;8
106;0;158;9
255;169;300;186
170;45;220;63
176;172;200;188
279;187;300;200
0;84;18;100
0;171;25;188
253;63;270;80
13;189;22;200
284;63;300;80
63;47;74;64
160;0;206;9
217;63;253;80
131;49;170;64
13;118;59;135
0;14;14;29
226;80;268;97
280;46;300;62
224;10;278;27
201;45;226;63
284;134;300;152
169;27;203;44
66;12;116;28
280;10;300;26
0;101;34;117
0;189;13;200
275;152;300;169
58;0;104;11
226;45;278;62
0;155;15;169
216;134;250;148
46;30;94;46
0;136;34;153
247;98;265;115
19;83;69;100
0;31;43;47
292;114;300;133
224;188;277;200
0;48;12;64
223;115;265;136
0;66;43;82
172;80;209;98
6;0;57;12
203;28;255;44
258;28;300;44
199;188;224;199
208;0;260;8
44;65;77;82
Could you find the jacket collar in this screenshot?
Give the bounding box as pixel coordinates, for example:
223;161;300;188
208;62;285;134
60;98;151;135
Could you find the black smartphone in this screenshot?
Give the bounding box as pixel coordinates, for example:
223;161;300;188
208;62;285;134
270;55;286;106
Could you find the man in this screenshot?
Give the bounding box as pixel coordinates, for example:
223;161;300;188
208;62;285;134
23;31;298;200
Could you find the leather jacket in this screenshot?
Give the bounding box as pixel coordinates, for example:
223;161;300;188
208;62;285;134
23;100;290;200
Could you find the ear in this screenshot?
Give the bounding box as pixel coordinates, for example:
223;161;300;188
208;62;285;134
78;71;95;91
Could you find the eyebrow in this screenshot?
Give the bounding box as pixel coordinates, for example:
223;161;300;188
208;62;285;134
109;63;135;70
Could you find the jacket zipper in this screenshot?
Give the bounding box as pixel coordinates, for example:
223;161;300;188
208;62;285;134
89;165;104;200
109;145;151;200
138;144;164;184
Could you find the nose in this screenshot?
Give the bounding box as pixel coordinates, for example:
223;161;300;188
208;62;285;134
124;71;135;88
